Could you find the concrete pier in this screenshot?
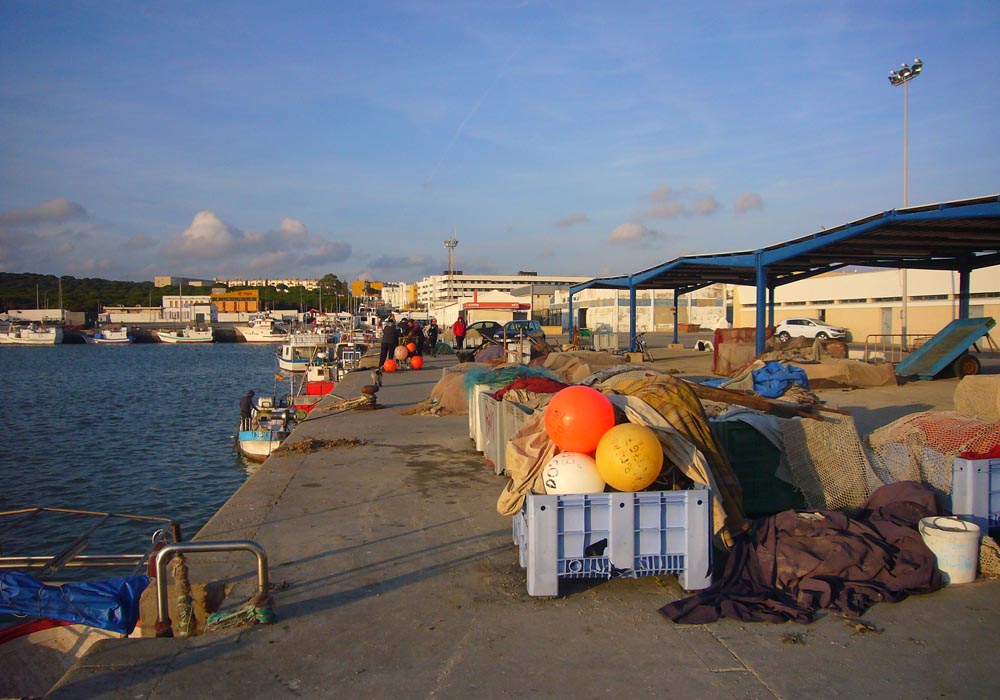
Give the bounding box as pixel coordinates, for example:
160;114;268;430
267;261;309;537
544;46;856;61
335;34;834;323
47;349;1000;699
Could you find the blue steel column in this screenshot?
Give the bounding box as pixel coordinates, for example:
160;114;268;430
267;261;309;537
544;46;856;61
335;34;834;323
673;293;680;345
768;281;776;327
958;264;971;319
629;282;637;351
755;251;767;354
568;293;574;338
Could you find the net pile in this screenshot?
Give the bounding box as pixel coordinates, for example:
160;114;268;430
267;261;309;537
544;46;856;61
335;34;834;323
954;375;1000;420
866;411;1000;498
781;414;881;511
980;536;1000;579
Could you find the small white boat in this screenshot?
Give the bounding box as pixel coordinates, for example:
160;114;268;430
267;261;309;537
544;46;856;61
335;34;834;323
82;326;132;344
234;315;288;343
0;323;64;345
156;326;214;344
237;400;295;463
276;332;337;373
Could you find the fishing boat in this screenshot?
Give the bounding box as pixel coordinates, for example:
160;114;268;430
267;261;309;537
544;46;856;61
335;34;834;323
276;331;338;373
0;322;64;345
82;325;132;344
0;507;178;698
155;326;214;344
237;399;295;463
234;315;288;343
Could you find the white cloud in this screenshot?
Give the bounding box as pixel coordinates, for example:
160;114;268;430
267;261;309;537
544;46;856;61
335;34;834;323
643;202;687;219
161;211;243;259
734;192;764;214
0;198;87;227
555;213;589;228
694;196;720;215
644;185;673;202
609;222;661;245
66;258;111;274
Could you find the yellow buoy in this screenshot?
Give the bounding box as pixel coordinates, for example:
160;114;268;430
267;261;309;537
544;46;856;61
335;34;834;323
595;423;664;492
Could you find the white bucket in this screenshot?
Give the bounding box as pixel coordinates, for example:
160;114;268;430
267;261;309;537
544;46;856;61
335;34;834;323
919;516;980;584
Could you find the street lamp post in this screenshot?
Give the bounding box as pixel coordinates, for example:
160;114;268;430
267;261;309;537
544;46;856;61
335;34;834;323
888;58;922;348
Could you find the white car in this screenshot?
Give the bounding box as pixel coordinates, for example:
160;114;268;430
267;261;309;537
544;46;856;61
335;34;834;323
774;318;848;342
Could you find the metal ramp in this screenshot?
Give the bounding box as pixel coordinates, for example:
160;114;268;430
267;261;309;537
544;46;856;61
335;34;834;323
894;317;996;380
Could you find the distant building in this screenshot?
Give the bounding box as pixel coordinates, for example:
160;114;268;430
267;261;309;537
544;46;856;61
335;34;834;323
417;273;589;308
153;276;215;288
221;278;320;290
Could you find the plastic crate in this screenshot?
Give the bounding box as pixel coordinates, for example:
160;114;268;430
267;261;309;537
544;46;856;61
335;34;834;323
478;391;500;463
496;400;535;476
513;489;712;597
710;419;805;516
951;456;1000;533
468;383;491;442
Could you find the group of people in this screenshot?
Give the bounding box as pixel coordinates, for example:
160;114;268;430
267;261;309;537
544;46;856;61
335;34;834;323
376;314;470;367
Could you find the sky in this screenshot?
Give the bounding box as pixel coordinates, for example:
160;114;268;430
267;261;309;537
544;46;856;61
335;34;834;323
1;1;998;286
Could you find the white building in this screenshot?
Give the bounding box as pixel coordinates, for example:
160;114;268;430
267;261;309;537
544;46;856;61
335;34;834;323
417;272;590;308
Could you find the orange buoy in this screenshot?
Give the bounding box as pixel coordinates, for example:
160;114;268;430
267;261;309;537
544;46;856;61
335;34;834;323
543;385;616;453
406;342;417;353
595;423;664;491
383;359;398;372
410;355;424;370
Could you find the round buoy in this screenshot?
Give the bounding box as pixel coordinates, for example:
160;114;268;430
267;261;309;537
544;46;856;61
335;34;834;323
543;385;616;453
393;346;408;361
406;342;417;354
410;355;424;370
542;452;606;494
595;423;664;491
383;359;398;372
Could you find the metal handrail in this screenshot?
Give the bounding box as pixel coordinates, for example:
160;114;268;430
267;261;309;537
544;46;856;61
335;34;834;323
864;333;934;364
154;540;269;630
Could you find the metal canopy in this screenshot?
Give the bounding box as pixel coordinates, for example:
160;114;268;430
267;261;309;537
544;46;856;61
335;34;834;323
568;195;1000;352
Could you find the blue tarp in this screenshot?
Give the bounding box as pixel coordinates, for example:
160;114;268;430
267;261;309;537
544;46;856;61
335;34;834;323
752;361;810;398
0;572;149;634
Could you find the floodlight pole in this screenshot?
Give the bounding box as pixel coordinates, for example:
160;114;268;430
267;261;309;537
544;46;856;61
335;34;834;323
889;58;922;350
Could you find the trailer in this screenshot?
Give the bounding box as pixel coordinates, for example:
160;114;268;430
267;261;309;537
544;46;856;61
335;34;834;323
894;317;996;380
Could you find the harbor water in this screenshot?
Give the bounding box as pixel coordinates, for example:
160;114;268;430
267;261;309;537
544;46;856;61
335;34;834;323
0;343;286;567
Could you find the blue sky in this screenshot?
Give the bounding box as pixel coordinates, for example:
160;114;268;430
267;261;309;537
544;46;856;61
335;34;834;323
1;1;998;285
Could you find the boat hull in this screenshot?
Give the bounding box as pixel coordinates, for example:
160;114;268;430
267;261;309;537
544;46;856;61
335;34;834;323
0;327;64;345
157;329;214;343
237;430;287;462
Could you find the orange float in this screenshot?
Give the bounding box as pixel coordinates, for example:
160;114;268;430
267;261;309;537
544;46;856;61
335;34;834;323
410;355;424;370
543;385;616;453
383;359;398;372
406;342;417;353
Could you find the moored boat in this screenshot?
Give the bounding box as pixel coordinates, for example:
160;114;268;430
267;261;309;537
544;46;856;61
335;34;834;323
0;323;64;345
237;399;295;463
82;325;132;344
156;326;214;344
234;315;288;343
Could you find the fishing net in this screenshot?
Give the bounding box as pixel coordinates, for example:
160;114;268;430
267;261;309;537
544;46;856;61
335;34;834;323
780;414;881;512
980;536;1000;579
866;411;1000;500
462;364;560;394
954;375;1000;420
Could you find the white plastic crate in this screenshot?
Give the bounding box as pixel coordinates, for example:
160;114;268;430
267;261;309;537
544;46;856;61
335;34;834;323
951;456;1000;532
468;383;491;442
478;391;500;462
496;400;535;476
513;489;713;596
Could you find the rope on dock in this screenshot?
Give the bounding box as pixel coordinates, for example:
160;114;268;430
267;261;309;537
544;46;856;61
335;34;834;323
170;553;195;637
205;591;275;631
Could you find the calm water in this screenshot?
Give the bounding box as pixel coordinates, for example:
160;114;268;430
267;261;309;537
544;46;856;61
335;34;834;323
0;342;283;565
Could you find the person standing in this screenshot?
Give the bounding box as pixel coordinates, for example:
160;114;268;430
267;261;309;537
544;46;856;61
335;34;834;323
408;321;426;356
452;316;467;350
426;319;440;356
240;390;255;431
379;319;400;367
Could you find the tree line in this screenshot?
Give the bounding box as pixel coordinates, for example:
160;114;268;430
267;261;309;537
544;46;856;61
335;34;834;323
0;272;357;314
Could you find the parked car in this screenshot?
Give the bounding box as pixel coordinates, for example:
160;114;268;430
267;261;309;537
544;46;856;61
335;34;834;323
774;317;848;343
502;319;546;343
464;320;504;348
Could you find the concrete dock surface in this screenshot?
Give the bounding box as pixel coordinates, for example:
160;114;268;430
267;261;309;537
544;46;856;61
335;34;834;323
47;347;1000;699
